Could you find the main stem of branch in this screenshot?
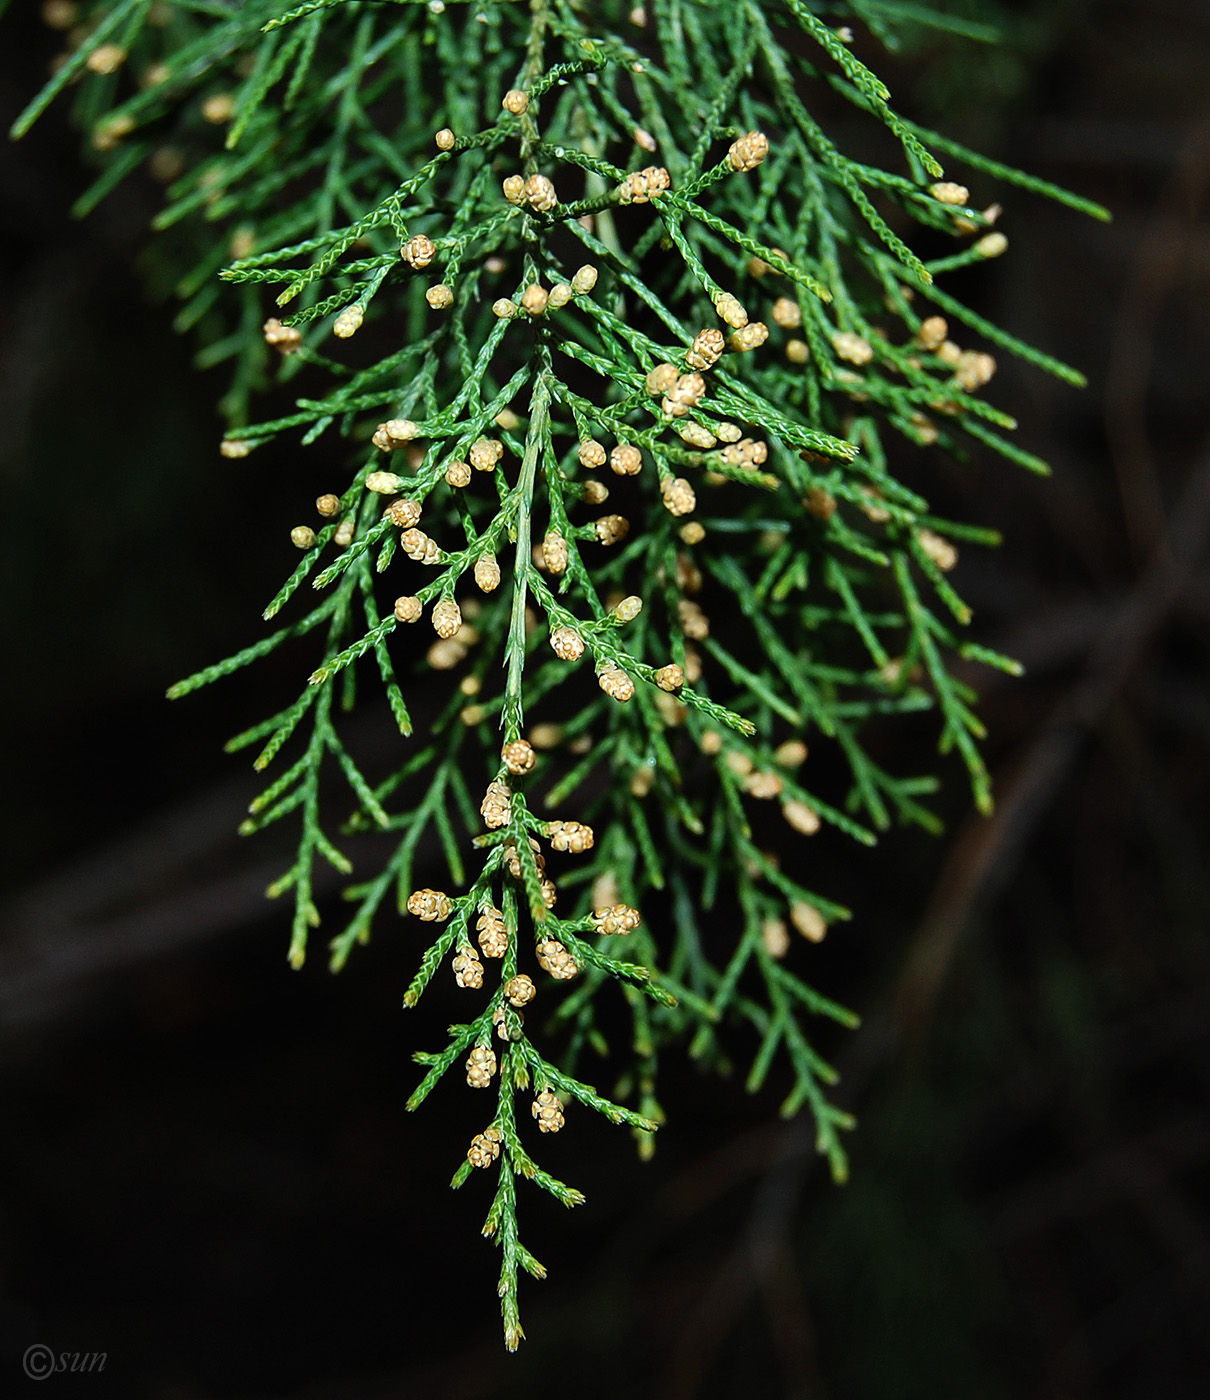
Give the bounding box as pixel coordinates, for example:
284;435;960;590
502;352;552;744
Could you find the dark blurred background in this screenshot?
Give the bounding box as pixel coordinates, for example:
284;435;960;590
1;1;1208;1396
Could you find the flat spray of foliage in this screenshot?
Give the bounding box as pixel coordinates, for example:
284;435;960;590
12;0;1107;1349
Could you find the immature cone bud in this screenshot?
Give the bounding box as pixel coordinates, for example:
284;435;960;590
598;664;635;702
407;888;451;922
595;514;630;546
546;820;594;854
435;128;456;151
334;520;355;547
476;908;508;959
771;297;802;329
762;918;791;959
791;901;828;943
401;235;435;269
975;231;1008;259
730;321;769;352
401;528;440;565
786;339;809;364
715;293;748;329
571;265;598;294
480;779;511;830
592;904;642;935
524;174;557;211
366;471;404;495
620;166;670;203
467;1127;501;1167
646;164;672;195
953;350;996;391
583;480;609;505
532;1091;565;1133
630;765;655;798
465;1044;497;1089
202;93;235;124
645;363;679;396
686;327;725;371
452;950;484;989
493;1004;522;1041
662;477;696;516
290;526;317;550
916;315;948;350
469;438;503;472
333;304;363;338
521;284;548;316
501;739;536;776
542;532;569;574
725;751;754;778
536;939;579;980
728;130;769;172
916;528;958;571
680;520;706;544
474;555;501;592
505;975;537;1008
220;438;250;459
426;284;454;309
492;298;517;320
506;836;545;879
432;597;462;638
549;283;572;308
744;770;784;799
263;318;302;352
579;440;607;469
930;181;970;205
610;444;642;476
374;418;417;450
502;88;529;114
678;422;717;450
550;626;584;661
427;639;467;671
613;595;643;623
678;599;709;640
445;458;472;487
721;437;768;469
859;487;891;523
386;497;422;528
654;663;684;692
775;739;809;767
783;799;821;835
316;493;341;518
832;331;874;365
43;4;78;34
394;595;422;623
662;372;706;418
502;174;525;203
87;43;126;74
94;114;133;151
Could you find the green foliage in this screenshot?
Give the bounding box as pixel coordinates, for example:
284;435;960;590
13;0;1106;1349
